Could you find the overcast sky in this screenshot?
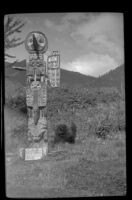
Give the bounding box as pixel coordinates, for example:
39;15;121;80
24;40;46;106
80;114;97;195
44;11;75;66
5;12;124;77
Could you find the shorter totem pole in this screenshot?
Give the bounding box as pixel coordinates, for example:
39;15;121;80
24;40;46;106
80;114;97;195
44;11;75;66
13;31;60;160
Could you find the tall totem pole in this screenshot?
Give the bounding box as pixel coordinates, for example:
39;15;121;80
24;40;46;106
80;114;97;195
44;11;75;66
14;31;60;160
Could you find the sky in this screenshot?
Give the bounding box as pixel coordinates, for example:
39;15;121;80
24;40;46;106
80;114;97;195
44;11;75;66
5;12;124;77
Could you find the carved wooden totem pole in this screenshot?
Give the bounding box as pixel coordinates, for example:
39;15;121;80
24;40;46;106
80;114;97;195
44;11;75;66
25;31;48;144
14;31;60;160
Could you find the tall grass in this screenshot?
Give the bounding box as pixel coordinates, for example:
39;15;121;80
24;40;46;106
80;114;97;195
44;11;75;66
5;85;125;144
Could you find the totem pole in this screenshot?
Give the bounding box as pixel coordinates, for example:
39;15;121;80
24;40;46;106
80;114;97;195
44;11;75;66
25;31;48;146
13;31;60;160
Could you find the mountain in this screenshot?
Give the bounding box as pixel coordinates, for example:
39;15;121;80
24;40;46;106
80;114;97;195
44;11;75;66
4;59;97;87
93;64;125;91
4;60;125;91
5;60;27;86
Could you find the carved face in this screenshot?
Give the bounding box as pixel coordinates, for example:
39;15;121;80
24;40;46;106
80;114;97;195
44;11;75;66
25;31;48;53
31;81;41;90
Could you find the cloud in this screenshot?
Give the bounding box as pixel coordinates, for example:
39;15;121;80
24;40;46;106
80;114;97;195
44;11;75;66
43;13;124;76
61;13;89;24
62;53;118;77
44;19;54;28
71;13;124;65
71;13;123;40
7;13;124;76
44;13;124;65
44;18;69;32
44;13;89;32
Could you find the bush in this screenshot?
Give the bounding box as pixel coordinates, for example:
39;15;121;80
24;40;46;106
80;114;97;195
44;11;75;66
12;125;29;146
54;124;68;143
67;122;77;143
96;124;112;139
5;85;27;113
53;122;77;145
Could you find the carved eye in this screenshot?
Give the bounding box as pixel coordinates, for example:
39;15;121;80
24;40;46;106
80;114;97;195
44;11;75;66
38;37;44;43
29;38;33;43
28;37;33;45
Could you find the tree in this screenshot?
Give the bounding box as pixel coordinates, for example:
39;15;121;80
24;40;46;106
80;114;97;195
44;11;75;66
4;15;25;61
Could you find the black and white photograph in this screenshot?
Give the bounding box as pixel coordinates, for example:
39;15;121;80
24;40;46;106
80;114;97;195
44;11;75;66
4;12;126;197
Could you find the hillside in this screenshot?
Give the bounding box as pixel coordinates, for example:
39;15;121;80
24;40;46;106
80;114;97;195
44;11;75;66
5;101;126;197
94;64;125;91
5;60;26;86
5;60;125;91
5;61;126;197
4;60;96;88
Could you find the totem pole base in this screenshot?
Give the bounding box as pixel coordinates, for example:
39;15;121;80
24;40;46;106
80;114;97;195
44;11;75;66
19;141;48;161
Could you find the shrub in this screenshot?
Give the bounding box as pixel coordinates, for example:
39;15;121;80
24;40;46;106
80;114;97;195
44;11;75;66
96;124;112;139
53;122;77;145
5;85;27;113
54;124;68;143
67;122;77;143
12;125;29;145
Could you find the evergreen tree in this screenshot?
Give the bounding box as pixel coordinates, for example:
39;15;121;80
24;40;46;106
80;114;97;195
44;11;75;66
4;15;25;61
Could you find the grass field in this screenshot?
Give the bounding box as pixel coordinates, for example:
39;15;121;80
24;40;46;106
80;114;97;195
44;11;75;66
4;99;126;197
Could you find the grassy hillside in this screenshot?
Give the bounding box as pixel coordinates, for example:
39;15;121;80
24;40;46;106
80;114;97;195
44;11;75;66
4;84;125;149
4;61;126;197
4;63;125;144
5;101;126;197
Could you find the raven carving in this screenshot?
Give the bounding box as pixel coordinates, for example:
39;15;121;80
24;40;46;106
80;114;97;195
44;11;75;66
32;33;39;58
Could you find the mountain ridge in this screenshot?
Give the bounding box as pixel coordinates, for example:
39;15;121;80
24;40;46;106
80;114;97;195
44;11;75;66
5;60;125;91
